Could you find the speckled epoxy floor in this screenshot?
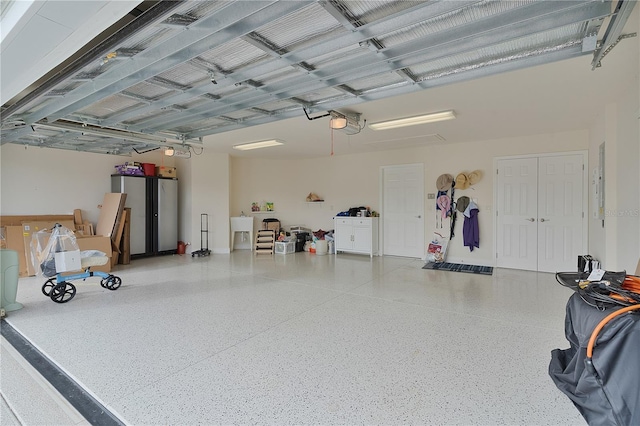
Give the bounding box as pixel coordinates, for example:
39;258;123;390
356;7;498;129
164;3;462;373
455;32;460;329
4;251;584;425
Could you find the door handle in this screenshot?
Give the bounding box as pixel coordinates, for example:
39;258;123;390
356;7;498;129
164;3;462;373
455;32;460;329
540;218;549;222
416;215;422;219
525;218;535;222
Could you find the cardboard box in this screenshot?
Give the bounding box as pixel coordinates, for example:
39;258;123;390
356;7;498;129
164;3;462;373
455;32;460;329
157;166;177;178
76;236;113;273
1;215;74;227
96;193;127;238
54;250;82;273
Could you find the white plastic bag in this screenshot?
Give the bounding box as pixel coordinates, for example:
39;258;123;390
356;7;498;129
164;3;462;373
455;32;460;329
425;232;448;263
31;224;79;277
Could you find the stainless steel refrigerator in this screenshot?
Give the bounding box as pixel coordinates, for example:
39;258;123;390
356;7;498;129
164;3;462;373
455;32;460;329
111;175;178;257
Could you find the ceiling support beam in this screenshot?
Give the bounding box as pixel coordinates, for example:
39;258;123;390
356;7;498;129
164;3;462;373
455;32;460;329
96;1;479;128
141;1;610;133
592;0;637;68
186;45;589;139
21;1;311;126
2;0;186;119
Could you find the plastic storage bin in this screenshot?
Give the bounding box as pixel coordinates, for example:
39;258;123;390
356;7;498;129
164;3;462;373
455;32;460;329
275;241;295;254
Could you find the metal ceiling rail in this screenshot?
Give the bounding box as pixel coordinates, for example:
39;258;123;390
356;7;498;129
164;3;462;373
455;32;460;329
32;121;194;146
20;1;311;125
140;1;609;134
592;0;636;68
95;0;480;129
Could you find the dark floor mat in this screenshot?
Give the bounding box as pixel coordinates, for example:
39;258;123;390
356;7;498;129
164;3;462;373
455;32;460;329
422;262;493;275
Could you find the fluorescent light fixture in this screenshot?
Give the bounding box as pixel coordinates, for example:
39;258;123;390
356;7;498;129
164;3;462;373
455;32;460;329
369;110;456;130
233;139;283;151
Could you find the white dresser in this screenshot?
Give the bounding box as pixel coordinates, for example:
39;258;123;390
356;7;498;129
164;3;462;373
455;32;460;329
334;217;378;258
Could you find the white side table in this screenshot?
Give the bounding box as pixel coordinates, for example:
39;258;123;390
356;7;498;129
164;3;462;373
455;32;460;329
230;217;254;251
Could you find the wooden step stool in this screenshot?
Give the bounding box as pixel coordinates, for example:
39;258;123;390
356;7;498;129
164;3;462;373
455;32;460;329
255;230;275;254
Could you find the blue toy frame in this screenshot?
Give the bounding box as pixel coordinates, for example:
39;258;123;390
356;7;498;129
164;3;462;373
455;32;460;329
42;268;122;303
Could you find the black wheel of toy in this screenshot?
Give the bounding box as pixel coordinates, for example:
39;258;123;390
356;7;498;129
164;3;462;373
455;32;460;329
42;278;56;296
105;276;122;290
50;282;76;303
100;277;109;288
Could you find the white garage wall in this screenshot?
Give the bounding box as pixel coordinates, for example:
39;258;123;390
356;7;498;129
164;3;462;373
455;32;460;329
230;129;588;265
588;6;640;273
0;144;175;225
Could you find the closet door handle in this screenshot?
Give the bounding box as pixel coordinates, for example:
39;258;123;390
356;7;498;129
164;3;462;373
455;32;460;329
525;218;535;222
540;218;549;222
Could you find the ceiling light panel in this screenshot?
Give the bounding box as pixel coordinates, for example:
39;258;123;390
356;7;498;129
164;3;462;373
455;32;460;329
233;139;283;150
369;111;456;130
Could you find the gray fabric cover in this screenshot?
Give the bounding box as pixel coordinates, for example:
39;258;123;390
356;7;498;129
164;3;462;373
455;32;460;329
549;294;640;425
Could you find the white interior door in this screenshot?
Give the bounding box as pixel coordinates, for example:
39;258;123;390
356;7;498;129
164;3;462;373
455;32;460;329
496;154;585;272
537;155;584;272
382;164;425;258
496;158;538;270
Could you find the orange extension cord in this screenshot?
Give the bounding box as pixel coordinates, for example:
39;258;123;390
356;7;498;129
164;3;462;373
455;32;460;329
609;275;640;303
586;302;640;359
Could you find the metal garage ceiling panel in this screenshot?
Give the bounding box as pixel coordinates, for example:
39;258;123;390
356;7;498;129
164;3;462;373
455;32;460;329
334;0;425;26
252;3;344;50
119;26;175;52
1;0;633;155
179;1;229;20
410;23;586;81
378;1;535;47
125;81;174;101
76;94;141;119
155;63;209;88
345;73;406;92
198;39;270;74
44;81;83;97
254;99;302;113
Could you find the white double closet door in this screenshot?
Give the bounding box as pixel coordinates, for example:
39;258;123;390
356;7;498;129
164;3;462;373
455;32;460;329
496;153;586;272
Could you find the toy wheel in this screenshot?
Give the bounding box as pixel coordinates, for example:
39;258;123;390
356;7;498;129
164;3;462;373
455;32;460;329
50;282;76;303
105;276;122;290
42;278;56;296
100;277;109;288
